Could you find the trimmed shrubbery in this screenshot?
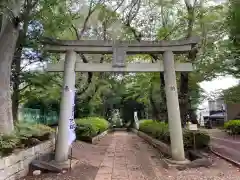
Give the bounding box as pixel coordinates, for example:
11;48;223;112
183;130;210;150
139;119;210;150
0;123;55;157
75;117;109;140
224;120;240;135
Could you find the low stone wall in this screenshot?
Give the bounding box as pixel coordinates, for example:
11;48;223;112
132;129;213;169
131;129;171;156
0;139;55;180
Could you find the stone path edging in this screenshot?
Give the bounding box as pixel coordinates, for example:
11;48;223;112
110;128;127;131
211;136;240;144
92;130;110;144
131;129;171;156
210;148;240;168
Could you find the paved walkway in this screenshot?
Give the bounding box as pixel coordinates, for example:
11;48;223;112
22;131;240;180
95;131;163;180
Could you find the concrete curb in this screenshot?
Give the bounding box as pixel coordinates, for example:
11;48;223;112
110;128;127;131
91;130;110;144
210;148;240;168
131;129;212;170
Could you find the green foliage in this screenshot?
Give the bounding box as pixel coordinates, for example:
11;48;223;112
8;0;236;132
21;73;62;107
109;109;123;128
226;0;240;77
183;130;210;150
0;123;54;157
76;117;109;139
0;134;20;156
15;122;54;138
228;0;240;47
139;119;210;150
224;120;240;135
139;120;170;144
222;85;240;103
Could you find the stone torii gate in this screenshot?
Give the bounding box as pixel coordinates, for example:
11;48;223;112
44;37;199;165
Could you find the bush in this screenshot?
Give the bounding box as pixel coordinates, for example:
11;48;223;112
139;119;169;143
0;123;54;157
224;120;240;135
15;123;55;142
139;119;210;150
76;117;109;139
183;130;210;150
0;134;20;156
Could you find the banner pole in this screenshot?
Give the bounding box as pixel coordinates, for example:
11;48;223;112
70;145;73;171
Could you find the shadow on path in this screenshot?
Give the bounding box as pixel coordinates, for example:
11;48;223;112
20;134;113;180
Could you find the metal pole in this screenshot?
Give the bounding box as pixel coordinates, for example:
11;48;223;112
70;145;73;171
193;131;196;150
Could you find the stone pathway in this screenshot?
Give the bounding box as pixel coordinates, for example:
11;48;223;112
22;131;240;180
95;131;164;180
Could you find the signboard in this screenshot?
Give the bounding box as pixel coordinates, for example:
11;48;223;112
188;124;198;131
68;89;76;146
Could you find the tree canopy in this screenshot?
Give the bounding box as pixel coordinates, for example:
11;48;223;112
0;0;239;133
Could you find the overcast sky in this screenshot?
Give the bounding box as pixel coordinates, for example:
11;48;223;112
199;76;239;109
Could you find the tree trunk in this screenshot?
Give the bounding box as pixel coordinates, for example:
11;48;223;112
11;17;29;122
159;72;167;122
179;73;189;126
0;21;20;133
12;48;21;122
179;2;196;126
149;82;161;120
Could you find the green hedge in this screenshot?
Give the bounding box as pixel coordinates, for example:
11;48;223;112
76;117;109;139
139;119;210;150
0;123;54;157
224;120;240;135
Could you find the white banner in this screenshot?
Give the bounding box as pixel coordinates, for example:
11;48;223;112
134;111;139;130
68;89;76;146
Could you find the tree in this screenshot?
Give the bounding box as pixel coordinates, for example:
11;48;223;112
229;0;240;48
222;84;240;104
226;0;240;77
2;0;232;131
11;0;75;121
0;0;22;133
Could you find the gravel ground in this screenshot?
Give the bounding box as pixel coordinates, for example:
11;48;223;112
158;156;240;180
20;132;240;180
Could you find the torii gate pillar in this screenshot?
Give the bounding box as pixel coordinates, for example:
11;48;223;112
55;50;76;163
163;51;185;161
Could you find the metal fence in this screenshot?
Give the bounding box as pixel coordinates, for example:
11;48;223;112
18;108;58;125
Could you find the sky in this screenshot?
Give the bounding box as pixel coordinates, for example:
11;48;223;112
198;76;239;110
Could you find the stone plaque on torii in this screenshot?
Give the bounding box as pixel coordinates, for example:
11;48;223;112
43;37;199;165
